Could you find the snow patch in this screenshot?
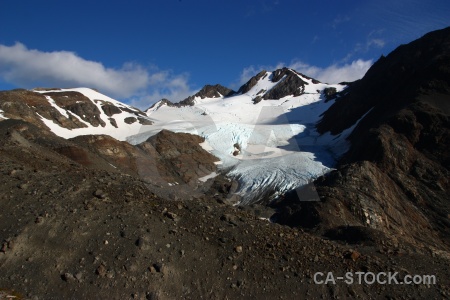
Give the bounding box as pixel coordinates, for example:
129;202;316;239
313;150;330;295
44;95;70;118
0;109;7;120
198;172;218;182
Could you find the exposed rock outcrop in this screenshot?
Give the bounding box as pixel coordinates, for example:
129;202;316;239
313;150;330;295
237;70;268;94
45;91;106;127
178;84;236;106
274;27;450;252
0;89;86;130
262;68;309;100
237;67;321;101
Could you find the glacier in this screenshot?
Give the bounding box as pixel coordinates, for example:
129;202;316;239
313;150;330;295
132;70;351;204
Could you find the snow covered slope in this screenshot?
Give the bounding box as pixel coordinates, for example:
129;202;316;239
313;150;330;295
0;108;6;120
137;68;351;204
30;88;153;141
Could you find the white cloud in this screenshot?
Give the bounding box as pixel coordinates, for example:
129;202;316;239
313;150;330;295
0;42;197;108
0;43;148;98
290;59;373;84
236;59;373;86
129;73;198;110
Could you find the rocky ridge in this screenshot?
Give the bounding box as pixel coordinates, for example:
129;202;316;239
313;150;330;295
237;67;323;104
273;27;450;254
178;84;236;106
149;84;236;109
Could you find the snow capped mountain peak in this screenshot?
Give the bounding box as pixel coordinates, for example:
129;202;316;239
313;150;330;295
148;84;236;111
0;87;153;141
178;84;236;106
235;67;324;104
193;84;236;99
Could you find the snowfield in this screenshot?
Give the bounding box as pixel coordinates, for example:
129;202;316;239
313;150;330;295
137;71;352;204
0;108;6;120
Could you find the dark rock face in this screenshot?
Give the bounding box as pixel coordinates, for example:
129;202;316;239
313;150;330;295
55;145;94;167
237;70;268;94
137;117;153;125
124;117;137;124
46;92;106;127
101;104;122;116
263;68;308;100
317;27;450;135
0;89;86;130
195;84;236;99
322;87;337;102
252;96;262;104
237;67;320;102
276;27;450;251
179;84;236;106
108;117;118;128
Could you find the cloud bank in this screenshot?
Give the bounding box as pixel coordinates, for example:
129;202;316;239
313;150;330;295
0;42;196;108
237;59;373;87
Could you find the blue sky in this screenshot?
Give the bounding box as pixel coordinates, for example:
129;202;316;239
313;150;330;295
0;0;449;108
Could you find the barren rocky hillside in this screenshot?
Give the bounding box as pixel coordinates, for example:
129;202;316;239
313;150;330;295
0;118;449;299
273;27;450;254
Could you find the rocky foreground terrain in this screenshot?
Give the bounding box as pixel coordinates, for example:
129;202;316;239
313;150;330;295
0;119;449;299
0;27;449;299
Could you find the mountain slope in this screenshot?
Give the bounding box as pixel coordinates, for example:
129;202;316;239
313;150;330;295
273;27;450;252
0;87;153;141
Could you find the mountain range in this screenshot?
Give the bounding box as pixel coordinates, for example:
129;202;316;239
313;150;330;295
0;27;449;299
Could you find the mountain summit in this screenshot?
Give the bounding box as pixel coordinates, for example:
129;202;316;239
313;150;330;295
179;84;236;106
238;67;321;103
